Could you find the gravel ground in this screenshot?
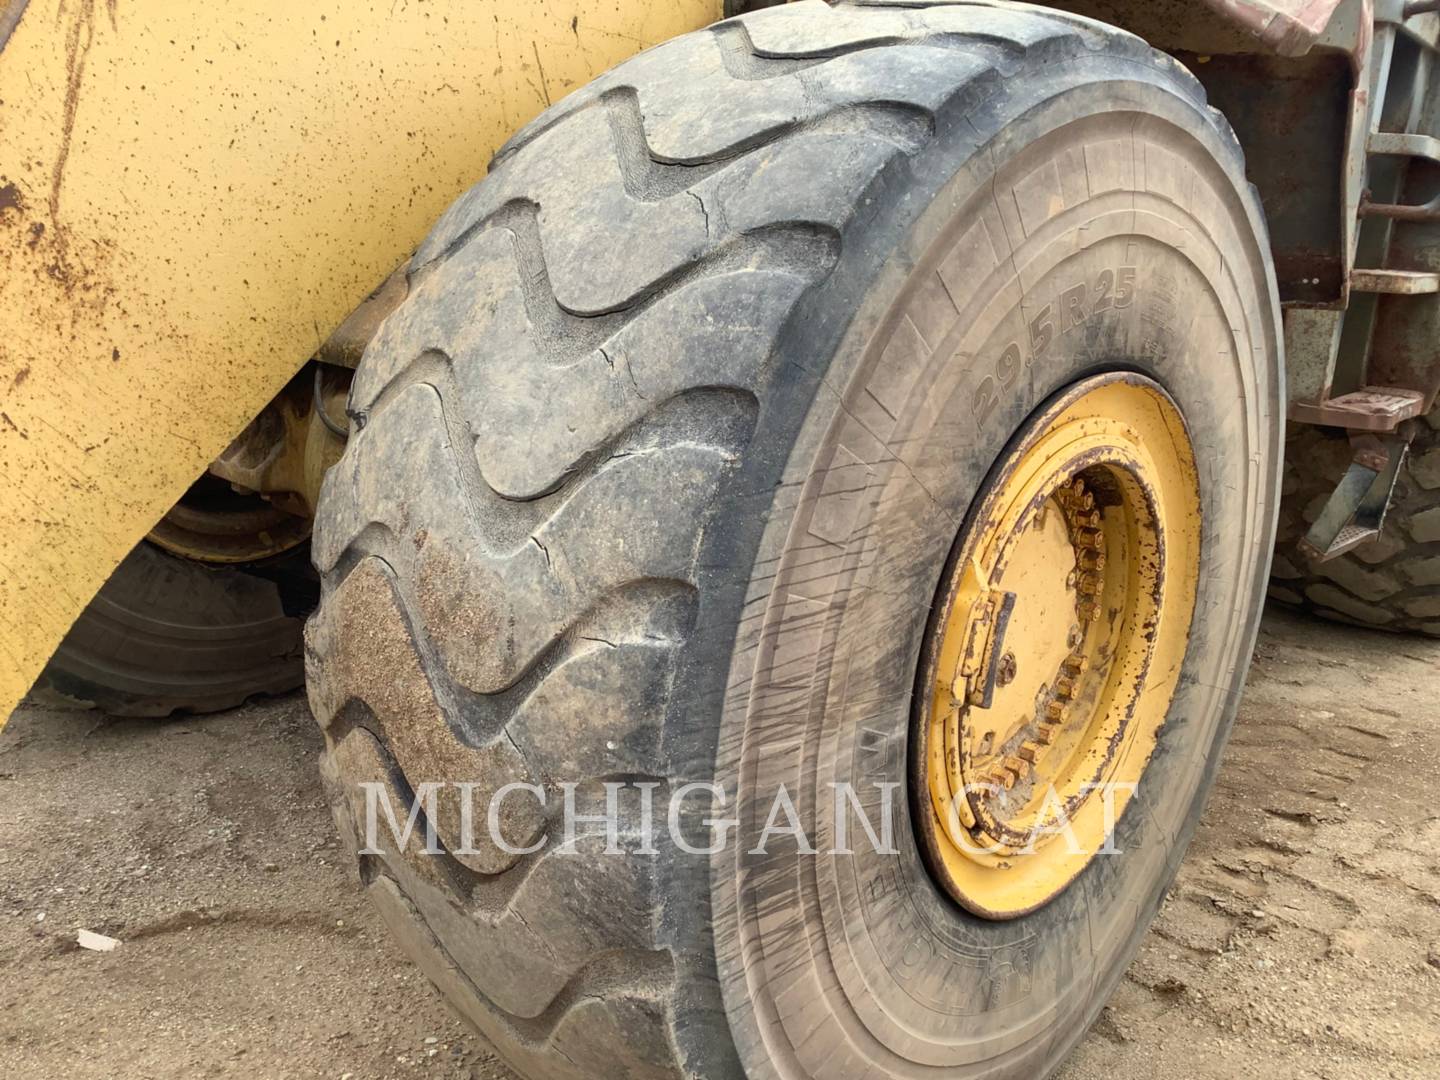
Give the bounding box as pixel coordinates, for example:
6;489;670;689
1;608;1437;1079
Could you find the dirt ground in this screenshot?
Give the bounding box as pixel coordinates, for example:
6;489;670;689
1;607;1438;1080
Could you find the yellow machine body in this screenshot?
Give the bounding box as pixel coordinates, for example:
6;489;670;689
0;0;722;722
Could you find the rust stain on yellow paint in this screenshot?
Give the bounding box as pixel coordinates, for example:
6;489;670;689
0;0;723;722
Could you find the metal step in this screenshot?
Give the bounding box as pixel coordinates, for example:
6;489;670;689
1289;386;1427;431
1350;268;1440;293
1368;130;1440;162
1300;433;1413;562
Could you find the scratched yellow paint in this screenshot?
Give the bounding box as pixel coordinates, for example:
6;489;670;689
0;0;723;723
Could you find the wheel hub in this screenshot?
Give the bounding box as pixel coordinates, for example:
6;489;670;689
148;473;310;564
914;373;1201;919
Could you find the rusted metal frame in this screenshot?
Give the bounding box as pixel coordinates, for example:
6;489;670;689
1201;0;1354;55
1357;6;1440;226
1336;6;1440;408
1361;131;1440;219
1291;2;1440;423
1284;0;1381;407
1361;6;1440;409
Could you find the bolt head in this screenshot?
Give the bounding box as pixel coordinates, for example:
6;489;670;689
997;652;1018;686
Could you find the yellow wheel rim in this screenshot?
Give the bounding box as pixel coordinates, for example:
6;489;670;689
147;473;310;564
915;373;1201;920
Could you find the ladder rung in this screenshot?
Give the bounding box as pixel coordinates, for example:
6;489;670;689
1368;131;1440;162
1290;386;1426;431
1350;268;1440;294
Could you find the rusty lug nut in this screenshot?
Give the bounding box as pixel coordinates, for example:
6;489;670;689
989;767;1016;791
1079;602;1101;622
1046;702;1069;724
1076;527;1102;548
1056;676;1076;699
1036;721;1061;745
1063;654;1090;676
1078;572;1101;595
1003;755;1030;783
1019;740;1042;764
996;651;1018;687
1079;550;1106;572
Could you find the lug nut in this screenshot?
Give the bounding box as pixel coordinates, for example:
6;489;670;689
996;651;1017;687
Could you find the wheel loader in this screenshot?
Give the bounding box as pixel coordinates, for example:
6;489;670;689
3;1;1439;1077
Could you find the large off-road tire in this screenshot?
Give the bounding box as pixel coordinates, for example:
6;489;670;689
32;540;312;717
1272;408;1440;634
305;3;1281;1078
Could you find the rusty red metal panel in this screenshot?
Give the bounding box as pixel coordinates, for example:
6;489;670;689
1202;0;1348;54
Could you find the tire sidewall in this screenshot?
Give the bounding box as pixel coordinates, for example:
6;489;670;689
703;67;1282;1079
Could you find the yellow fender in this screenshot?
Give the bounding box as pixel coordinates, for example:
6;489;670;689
0;0;723;722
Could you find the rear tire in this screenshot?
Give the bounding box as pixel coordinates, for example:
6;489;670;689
1272;408;1440;634
305;3;1281;1078
32;541;312;717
